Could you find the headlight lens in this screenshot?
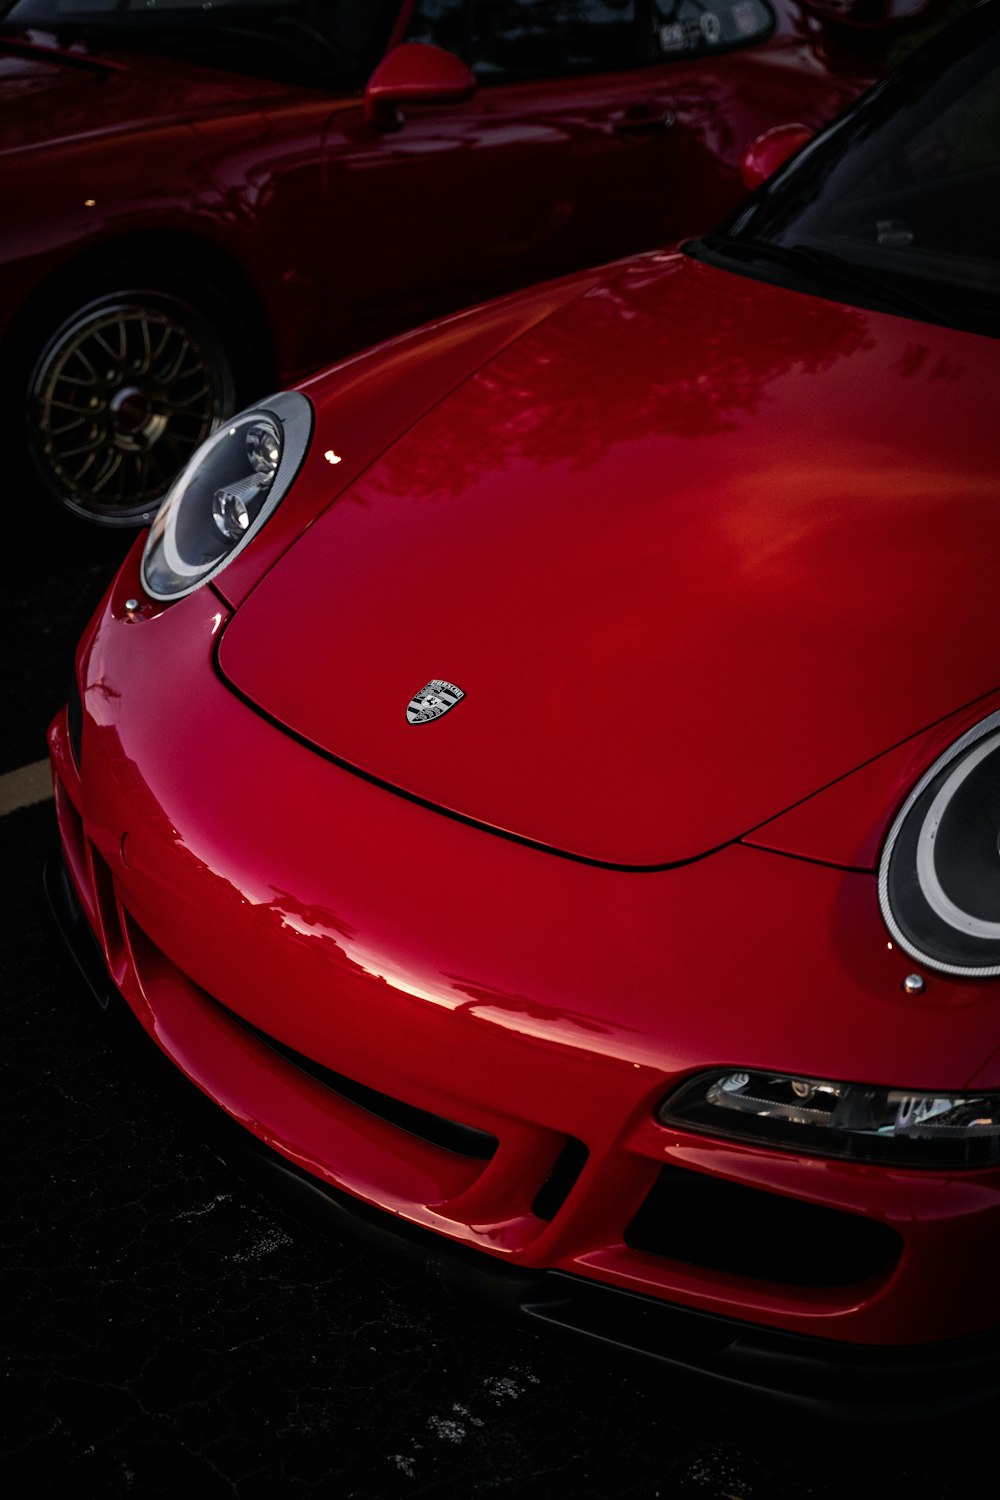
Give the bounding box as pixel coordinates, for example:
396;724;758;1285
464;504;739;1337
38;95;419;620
661;1069;1000;1167
879;708;1000;977
141;390;312;600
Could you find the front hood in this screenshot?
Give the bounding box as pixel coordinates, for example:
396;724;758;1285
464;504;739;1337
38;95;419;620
0;29;293;155
219;253;1000;866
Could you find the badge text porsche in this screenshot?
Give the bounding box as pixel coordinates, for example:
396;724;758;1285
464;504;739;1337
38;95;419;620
406;680;465;725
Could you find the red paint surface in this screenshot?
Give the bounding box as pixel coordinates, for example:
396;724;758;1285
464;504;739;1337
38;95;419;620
221;253;1000;865
49;229;1000;1348
0;3;873;379
48;559;1000;1344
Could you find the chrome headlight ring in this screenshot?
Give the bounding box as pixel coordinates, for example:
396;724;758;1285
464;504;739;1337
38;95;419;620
879;707;1000;978
141;389;312;601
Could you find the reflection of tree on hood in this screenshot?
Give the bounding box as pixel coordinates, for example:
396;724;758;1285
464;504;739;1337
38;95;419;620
371;253;875;504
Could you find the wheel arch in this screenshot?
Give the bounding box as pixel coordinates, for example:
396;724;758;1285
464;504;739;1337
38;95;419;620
0;228;282;532
1;228;278;395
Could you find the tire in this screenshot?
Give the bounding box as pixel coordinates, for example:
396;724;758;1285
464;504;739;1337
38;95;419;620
7;263;261;532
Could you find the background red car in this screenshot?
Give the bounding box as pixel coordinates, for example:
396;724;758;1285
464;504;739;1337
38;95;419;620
0;0;887;527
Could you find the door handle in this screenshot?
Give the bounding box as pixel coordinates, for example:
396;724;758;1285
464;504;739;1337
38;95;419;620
613;109;675;135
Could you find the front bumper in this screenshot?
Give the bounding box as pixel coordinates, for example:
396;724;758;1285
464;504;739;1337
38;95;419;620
44;853;1000;1421
46;552;1000;1418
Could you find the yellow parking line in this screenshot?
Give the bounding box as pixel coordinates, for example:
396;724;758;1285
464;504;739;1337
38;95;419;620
0;759;53;816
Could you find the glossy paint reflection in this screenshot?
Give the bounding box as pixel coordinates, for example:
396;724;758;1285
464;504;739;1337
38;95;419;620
72;567;1000;1098
51;556;1000;1344
221;250;996;866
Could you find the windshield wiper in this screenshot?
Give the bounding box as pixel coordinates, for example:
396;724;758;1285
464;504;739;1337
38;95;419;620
704;234;940;325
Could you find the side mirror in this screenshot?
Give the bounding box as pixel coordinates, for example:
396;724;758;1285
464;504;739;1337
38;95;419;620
740;123;813;191
364;42;477;131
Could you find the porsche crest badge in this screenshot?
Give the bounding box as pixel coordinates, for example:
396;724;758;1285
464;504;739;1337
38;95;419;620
406;680;465;725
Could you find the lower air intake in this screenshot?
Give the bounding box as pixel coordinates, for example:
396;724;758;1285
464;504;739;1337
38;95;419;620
626;1164;901;1287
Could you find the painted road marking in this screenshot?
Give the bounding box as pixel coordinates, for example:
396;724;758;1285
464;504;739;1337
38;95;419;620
0;759;53;816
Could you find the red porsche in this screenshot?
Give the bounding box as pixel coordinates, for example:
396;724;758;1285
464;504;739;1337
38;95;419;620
0;0;888;528
48;1;1000;1417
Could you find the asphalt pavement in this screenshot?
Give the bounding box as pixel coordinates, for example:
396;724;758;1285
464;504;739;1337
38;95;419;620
2;536;996;1497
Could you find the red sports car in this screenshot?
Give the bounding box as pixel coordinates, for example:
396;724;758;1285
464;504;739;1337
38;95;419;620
0;0;887;528
48;0;1000;1417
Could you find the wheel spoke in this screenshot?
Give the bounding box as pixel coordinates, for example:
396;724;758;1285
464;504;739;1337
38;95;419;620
74;451;100;481
167;354;207;384
48;405;89;427
157;335;197;386
89;448;124;495
50;420;95;441
49;396;91;414
137;315;154;375
68;346;99;381
151;323;172;363
58;431;107;460
171;381;212;409
92;325;126;367
55;371;100;389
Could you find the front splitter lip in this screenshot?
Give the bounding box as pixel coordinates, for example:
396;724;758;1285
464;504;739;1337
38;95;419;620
44;851;1000;1425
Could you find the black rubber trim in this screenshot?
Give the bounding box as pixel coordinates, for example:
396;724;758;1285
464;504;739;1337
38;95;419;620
531;1137;589;1221
44;852;1000;1424
45;854;112;1010
217;998;497;1161
66;675;83;771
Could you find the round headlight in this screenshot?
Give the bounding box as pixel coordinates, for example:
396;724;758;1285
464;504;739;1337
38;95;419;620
879;709;1000;977
141;390;312;601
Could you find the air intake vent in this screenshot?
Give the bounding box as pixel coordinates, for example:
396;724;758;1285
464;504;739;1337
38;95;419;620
626;1165;900;1287
532;1138;589;1221
222;1003;497;1160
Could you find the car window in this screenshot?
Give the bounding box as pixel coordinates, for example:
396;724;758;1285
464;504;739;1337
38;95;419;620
472;0;637;76
408;0;638;78
701;3;1000;335
877;59;1000;188
646;0;772;61
407;0;469;59
762;31;999;277
408;0;772;79
0;0;397;88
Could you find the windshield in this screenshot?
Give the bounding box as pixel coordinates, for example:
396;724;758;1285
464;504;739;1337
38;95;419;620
0;0;396;88
696;1;1000;337
407;0;774;81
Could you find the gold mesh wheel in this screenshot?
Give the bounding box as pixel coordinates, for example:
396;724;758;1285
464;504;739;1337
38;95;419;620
28;291;238;526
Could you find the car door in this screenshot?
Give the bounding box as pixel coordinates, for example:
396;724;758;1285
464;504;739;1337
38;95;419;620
323;0;698;351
